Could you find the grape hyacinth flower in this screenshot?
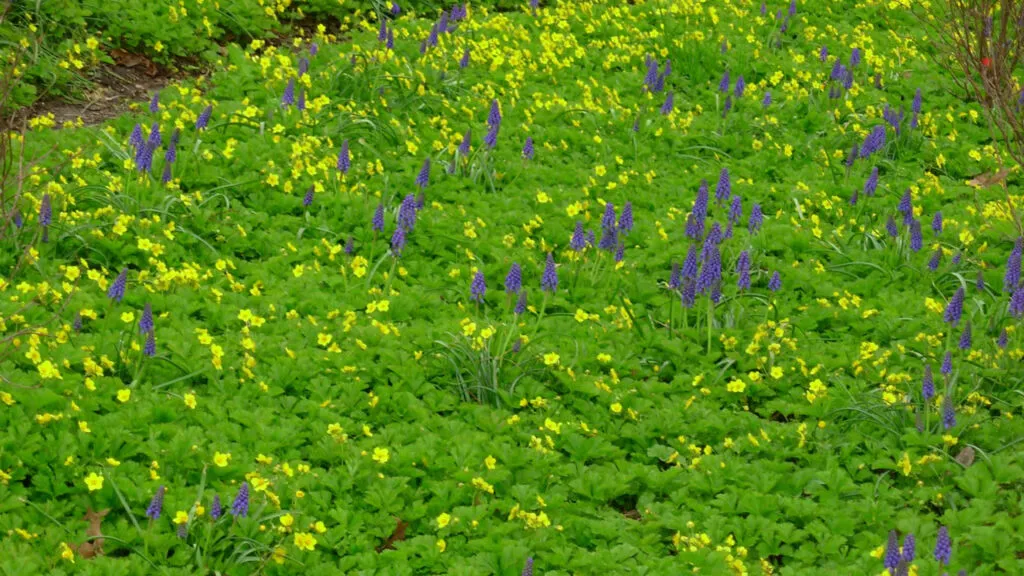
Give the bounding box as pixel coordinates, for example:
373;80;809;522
39;193;51;242
130;123;144;149
196;105;212;130
372;203;385;232
931;211;943;235
514;291;528;315
570;221;586;251
643;57;658;91
522;557;534;576
716;168;731;203
902;534;916;562
944;287;965;326
601;203;616;230
459;47;471;68
922;364;934;401
953;252;962;265
541;253;558;292
458;130;472;156
942;395;957;429
146;485;165;520
941;351;953;375
850;47;862;67
660;90;674;115
108;268;128;303
928;248;941;271
303;186;314;207
144;331;156;357
338;140;351;174
1010;287;1024;317
487;99;501;128
768;271;782;292
911;88;922;129
997;328;1008;348
618;201;633;233
976;270;985;292
149;91;160;113
749;203;763;234
860;125;886;158
728;195;742;224
506;263;522;294
884;530;900;574
845;144;859;169
231;483;250;518
762;91;772;108
298;57;309;76
734;75;746;98
682;245;698;280
788;0;797;16
386;28;394;49
139;303;154;335
391;227;407;256
177;522;188;539
669;262;682;290
522;137;534;160
282;78;296;107
73;311;82;332
598;225;617;252
736;250;751;290
958;321;972;350
898;189;913;224
819;46;828;61
885;216;899;238
719;70;730;93
391;0;401;14
864;166;879;197
470;271;486;303
210;494;223;520
614;242;625;263
1004;238;1022;292
484;124;499;148
909;219;922;252
344;236;354;255
416;157;431;189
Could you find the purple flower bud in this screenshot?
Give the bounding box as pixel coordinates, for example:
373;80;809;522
146;485;165;520
303;186;314;207
762;91;772;108
943;287;965;326
976;270;984;292
372;203;385;232
997;327;1008;348
614;241;625;263
210;494;223;520
958;321;972;350
338;140;351;173
484;124;499;149
930;211;942;235
232;482;250;518
506;263;522;294
682;245;698;280
570;221;586;251
885;216;899;238
391;1;401;15
139;303;154;334
928;248;941;271
749;203;763;234
716;168;731;203
391;226;407;256
864;166;879;197
850;47;861;67
488;99;502;128
669;262;682;290
788;0;797;16
282;78;295;107
734;75;746;98
1004;238;1022;292
736;250;751;289
819;46;828;62
902;534;916;562
941;351;953;375
884;530;901;572
460;47;471;68
108;268;128;303
470;271;486;303
719;70;730;93
908;219;922;252
147;123;161;148
942;396;956;429
386;28;394;49
1010;287;1024;317
378;18;388;42
144;331;156;357
541;253;558;292
660;90;674;115
196;105;212;130
768;271;782;292
73;311;82;332
458;130;472;156
522;556;534;576
416;157;431;189
149;91;160;113
619;202;633;233
922;364;934;401
298;57;309;76
39;193;52;243
522;137;534;160
601;203;616;230
130;123;144;149
514;291;528;315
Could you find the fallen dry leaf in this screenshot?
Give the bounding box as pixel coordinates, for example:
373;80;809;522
967;168;1010;189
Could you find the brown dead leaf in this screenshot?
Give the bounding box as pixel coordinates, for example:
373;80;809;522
375;517;408;553
76;507;109;559
966;168;1010;189
109;49;159;77
955;446;976;468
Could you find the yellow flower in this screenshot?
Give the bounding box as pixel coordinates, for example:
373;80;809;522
536;191;551;203
213;452;231;467
314;521;327;534
173;511;189;525
83;472;103;492
184;393;197;409
543;352;560;366
770;366;784;379
574;309;589;323
898;452;912;476
372;447;390;464
117;389;131;402
471;477;494;494
484;455;496;470
436;512;451;528
37;361;62;380
437;538;447;552
726;379;746;393
280;513;294;527
60;542;75;563
610;402;623;414
120;311;135;323
597;353;612;363
293;532;317;551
